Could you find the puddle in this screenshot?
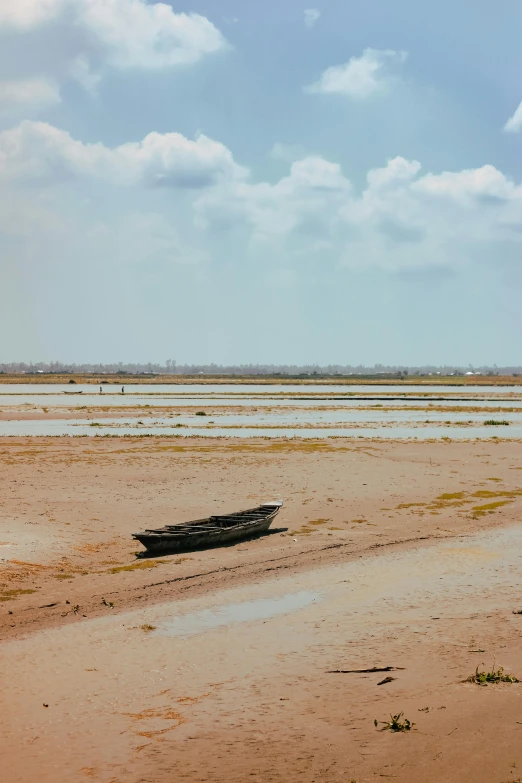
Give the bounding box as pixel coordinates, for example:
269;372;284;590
154;591;319;638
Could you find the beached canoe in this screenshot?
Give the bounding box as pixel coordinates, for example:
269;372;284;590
132;500;283;555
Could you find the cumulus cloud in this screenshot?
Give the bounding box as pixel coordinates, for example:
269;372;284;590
0;0;227;69
1;118;520;273
0;0;65;29
413;164;520;201
196;156;352;238
0;78;60;113
77;0;227;69
504;100;522;133
196;153;522;270
304;9;321;28
305;48;407;97
0;121;246;187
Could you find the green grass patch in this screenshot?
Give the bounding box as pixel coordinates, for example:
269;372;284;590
374;712;414;732
466;665;519;685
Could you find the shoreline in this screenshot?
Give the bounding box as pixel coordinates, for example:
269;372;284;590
1;373;522;386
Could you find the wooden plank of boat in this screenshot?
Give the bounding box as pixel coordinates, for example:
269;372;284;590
133;500;283;555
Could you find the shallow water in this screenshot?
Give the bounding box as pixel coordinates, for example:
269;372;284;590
1;383;521;397
0;417;520;439
1;382;521;439
2;394;522;409
155;591;319;638
135;523;522;638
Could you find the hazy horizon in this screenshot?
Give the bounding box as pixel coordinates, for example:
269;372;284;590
1;1;521;365
2;361;521;377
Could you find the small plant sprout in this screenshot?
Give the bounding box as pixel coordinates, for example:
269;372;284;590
466;665;519;685
101;597;114;608
374;712;415;732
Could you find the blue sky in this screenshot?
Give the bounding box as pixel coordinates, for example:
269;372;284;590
0;0;521;365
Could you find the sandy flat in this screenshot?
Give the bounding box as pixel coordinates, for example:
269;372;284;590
1;436;522;782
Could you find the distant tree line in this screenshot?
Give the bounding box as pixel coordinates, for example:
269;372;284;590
0;361;520;376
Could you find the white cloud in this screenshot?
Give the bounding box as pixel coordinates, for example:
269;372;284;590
196;153;522;271
305;48;407;97
196;156;352;238
2;119;520;273
413;164;519;201
0;121;246;186
0;0;65;29
0;78;60;113
77;0;227;69
304;9;320;28
504;100;522;133
0;0;227;70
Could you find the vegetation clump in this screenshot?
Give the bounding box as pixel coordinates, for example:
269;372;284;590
484;419;509;426
374;712;414;732
466;665;519;685
0;588;37;601
471;500;510;517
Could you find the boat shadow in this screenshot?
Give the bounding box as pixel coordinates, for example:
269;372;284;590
135;527;289;560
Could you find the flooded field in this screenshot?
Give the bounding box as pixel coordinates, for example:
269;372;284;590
1;383;521;439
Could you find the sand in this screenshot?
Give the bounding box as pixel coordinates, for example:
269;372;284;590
1;436;522;782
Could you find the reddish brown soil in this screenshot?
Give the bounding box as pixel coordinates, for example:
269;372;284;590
1;437;522;782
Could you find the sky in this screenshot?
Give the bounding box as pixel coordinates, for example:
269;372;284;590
0;0;521;366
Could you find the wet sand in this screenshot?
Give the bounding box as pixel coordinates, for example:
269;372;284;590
1;437;522;782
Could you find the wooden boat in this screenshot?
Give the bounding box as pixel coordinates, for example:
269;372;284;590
133;500;283;555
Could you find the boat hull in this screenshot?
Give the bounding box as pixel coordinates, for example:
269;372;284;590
133;504;281;555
